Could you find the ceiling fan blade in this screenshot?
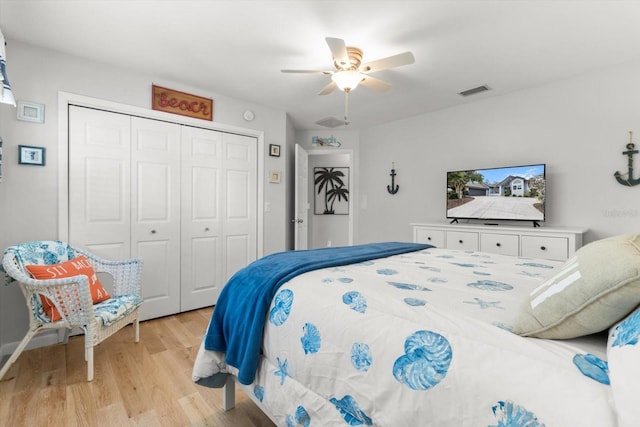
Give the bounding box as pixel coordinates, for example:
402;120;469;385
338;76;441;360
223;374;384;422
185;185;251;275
360;51;415;73
325;37;350;69
281;69;333;74
318;81;337;95
360;75;392;92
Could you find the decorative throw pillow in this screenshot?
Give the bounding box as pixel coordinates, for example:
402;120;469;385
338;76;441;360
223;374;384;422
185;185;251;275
25;255;111;321
513;234;640;339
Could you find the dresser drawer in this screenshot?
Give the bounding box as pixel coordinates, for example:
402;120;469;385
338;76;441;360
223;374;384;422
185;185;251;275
414;228;445;247
446;231;479;251
521;236;569;261
480;233;519;256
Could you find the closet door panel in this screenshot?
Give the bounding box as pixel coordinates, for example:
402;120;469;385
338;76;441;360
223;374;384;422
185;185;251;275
226;234;250;283
222;133;258;282
135;240;174;302
181;127;223;311
131;117;181;320
68;106;131;260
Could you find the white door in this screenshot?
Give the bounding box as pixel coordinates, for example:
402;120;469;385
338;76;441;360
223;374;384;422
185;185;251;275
294;144;309;250
180;126;223;311
68;106;132;261
222;133;258;282
130;117;182;320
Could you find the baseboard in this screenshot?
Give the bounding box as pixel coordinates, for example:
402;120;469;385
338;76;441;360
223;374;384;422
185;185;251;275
0;330;61;360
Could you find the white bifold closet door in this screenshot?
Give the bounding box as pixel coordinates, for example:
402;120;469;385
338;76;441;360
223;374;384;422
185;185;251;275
68;106;257;320
179;127;257;312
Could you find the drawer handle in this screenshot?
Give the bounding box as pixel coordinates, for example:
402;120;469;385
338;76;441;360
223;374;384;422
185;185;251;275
151;229;157;234
459;240;463;244
496;243;501;247
540;246;546;251
427;237;432;241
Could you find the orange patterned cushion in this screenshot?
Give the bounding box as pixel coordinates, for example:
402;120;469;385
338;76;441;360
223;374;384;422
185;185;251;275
25;255;111;321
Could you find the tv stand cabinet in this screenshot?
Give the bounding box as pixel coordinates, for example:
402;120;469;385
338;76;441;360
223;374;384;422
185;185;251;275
411;223;587;261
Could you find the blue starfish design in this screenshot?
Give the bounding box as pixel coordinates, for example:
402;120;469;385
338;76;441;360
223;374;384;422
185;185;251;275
464;297;504;309
274;357;290;385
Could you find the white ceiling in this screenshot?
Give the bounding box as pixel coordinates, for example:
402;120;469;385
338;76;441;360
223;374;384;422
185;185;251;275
2;1;640;130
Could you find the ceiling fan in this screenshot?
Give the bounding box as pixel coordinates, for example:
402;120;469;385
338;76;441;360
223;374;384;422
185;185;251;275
281;37;415;124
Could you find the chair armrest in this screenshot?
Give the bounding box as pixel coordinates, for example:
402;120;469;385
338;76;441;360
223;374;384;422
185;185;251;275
24;276;95;324
73;247;142;297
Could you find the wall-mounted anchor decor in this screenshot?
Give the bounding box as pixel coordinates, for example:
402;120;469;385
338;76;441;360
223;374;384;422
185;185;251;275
614;131;640;186
387;162;399;194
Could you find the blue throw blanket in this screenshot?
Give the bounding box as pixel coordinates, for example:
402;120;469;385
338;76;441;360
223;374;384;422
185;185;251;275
203;241;432;385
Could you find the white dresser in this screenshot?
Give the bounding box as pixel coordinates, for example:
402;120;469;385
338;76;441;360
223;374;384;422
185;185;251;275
411;223;587;261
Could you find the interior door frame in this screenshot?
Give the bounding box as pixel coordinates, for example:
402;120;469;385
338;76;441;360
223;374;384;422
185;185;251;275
57;91;265;259
294;144;309;250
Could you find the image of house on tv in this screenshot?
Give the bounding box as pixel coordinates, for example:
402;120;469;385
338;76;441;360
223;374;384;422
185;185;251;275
469;176;532;197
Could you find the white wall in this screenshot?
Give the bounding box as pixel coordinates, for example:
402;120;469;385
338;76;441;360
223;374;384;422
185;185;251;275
358;59;640;244
0;40;289;354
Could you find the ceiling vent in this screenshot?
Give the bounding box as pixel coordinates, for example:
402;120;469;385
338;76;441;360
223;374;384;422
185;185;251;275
316;117;346;128
458;85;491;97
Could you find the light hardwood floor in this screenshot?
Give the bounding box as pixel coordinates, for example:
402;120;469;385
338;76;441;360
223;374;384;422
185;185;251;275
0;307;277;427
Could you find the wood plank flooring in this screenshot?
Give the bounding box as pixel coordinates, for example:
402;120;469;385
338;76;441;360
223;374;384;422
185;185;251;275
0;307;277;427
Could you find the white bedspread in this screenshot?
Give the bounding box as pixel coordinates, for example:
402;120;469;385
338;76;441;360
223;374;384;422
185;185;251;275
194;247;616;426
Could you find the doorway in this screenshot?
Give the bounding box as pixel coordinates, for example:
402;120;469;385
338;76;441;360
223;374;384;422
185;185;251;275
294;144;354;249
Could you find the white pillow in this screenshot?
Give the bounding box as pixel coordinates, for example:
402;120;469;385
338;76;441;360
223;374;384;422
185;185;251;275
607;306;640;427
513;234;640;339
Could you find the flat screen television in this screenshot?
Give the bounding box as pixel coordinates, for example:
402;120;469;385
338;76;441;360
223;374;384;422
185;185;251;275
446;164;546;225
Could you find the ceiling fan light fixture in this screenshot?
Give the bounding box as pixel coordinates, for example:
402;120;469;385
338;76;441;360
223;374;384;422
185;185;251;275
331;70;363;92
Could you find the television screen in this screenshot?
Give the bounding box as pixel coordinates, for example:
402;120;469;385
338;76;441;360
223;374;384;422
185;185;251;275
446;164;546;223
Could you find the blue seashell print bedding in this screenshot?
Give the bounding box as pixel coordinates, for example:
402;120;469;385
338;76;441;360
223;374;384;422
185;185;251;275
194;246;624;426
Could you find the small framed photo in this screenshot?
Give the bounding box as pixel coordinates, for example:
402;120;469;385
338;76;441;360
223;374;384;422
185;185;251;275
269;170;282;184
269;144;281;157
18;145;46;166
17;101;45;123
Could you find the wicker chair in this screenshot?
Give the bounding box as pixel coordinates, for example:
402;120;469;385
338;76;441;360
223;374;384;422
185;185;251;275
0;241;143;381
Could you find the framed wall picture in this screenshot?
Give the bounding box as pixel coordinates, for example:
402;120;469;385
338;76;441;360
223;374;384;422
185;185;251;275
269;170;282;183
17;101;45;123
314;166;350;215
269;144;281;157
18;145;46;166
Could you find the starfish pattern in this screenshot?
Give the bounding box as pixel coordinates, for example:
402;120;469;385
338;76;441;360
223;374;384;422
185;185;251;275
274;356;290;385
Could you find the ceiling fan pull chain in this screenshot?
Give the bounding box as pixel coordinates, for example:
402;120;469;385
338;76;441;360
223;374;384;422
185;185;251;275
344;91;350;125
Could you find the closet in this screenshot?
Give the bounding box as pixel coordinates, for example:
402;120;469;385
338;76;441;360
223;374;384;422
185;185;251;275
68;105;257;320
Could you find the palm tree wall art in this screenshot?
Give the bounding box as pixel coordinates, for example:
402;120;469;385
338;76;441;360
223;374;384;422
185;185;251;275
314;167;350;215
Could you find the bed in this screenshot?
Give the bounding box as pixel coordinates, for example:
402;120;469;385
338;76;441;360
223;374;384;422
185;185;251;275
192;236;640;426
